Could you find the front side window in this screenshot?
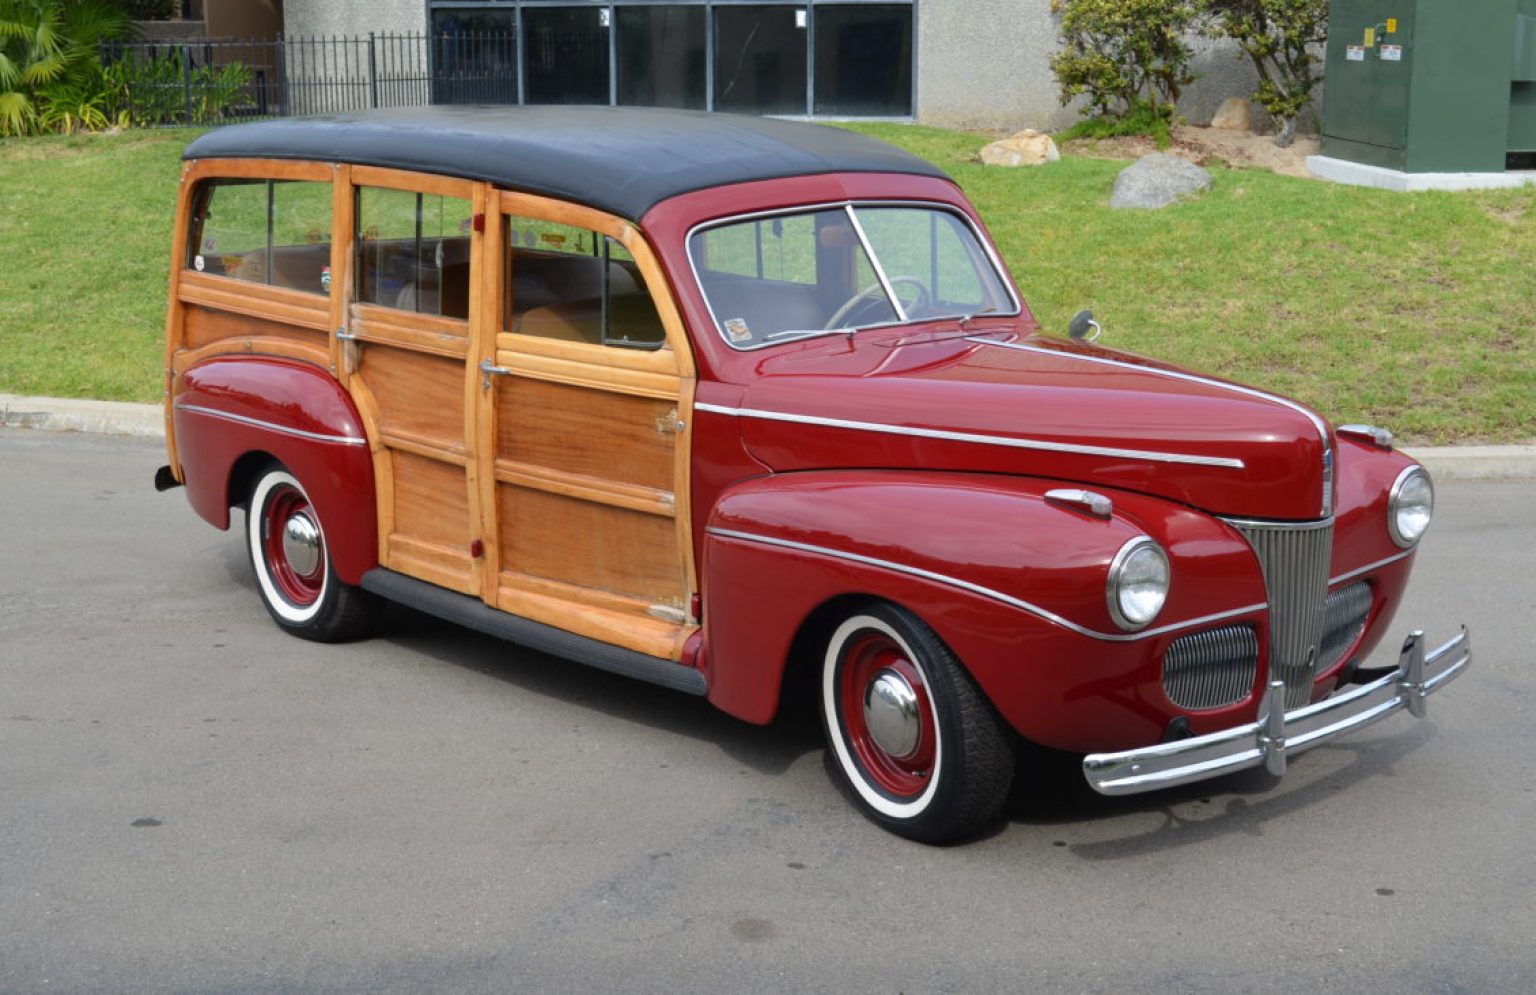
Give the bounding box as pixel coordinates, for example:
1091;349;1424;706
504;216;666;350
186;178;332;295
355;186;474;319
689;204;1015;349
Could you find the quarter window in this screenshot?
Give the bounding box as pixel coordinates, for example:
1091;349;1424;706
186;178;333;295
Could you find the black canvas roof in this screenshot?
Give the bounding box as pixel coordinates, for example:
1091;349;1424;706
183;106;950;221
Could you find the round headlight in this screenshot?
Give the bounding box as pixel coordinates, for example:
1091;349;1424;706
1107;537;1170;631
1388;466;1434;547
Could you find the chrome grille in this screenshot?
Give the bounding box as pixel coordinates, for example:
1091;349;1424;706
1225;517;1334;708
1162;625;1259;710
1317;582;1372;673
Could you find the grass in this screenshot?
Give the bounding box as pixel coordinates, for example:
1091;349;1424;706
3;123;1534;442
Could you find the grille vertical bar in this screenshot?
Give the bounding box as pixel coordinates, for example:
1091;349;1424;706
1225;518;1334;708
1162;625;1258;710
1317;581;1373;673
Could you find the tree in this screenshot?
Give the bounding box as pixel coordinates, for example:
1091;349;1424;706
1205;0;1328;147
1049;0;1205;123
0;0;129;135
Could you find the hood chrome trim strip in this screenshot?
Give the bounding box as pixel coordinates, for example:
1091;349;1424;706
707;527;1266;643
694;402;1245;469
174;403;367;446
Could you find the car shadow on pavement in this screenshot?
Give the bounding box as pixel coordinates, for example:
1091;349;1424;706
1003;721;1437;857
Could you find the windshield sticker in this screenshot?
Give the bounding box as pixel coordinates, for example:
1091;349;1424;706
724;318;752;343
193;254;205;272
1346;45;1365;62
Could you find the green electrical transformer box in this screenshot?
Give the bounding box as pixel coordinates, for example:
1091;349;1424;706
1322;0;1536;173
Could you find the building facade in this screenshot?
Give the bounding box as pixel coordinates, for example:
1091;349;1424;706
280;1;1257;131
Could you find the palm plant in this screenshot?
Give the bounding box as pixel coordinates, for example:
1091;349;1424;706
0;0;129;135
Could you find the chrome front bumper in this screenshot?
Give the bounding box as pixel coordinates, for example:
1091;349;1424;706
1082;627;1471;796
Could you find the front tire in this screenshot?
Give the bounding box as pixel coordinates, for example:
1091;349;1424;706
246;462;378;642
821;603;1014;842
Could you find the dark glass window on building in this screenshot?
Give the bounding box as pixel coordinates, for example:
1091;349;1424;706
430;9;518;105
617;5;706;110
525;6;610;105
715;5;807;115
814;4;913;116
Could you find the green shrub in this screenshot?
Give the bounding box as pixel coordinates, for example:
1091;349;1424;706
1206;0;1328;147
0;0;130;135
1049;0;1204;125
1055;100;1173;147
104;51;252;125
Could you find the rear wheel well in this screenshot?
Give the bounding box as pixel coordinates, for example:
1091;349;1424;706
227;451;277;513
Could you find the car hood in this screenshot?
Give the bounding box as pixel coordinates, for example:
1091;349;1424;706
733;329;1333;520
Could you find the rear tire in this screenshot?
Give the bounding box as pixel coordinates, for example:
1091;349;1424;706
821;602;1014;842
245;462;378;642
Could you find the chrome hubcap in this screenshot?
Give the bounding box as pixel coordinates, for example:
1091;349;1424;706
281;512;321;577
863;668;921;759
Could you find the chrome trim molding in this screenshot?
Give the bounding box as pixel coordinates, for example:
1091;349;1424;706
707;526;1264;643
970;337;1333;513
1329;548;1414;587
1338;423;1395;449
173;403;367;446
843;204;908;324
1045;488;1113;519
692;403;1246;469
1084;626;1471;795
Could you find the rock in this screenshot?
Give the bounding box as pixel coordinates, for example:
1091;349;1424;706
980;129;1060;167
1109;153;1213;210
1210;97;1253;132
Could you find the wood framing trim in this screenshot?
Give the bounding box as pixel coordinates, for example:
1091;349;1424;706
352;165;477;200
170;339;331;378
183;158;333;183
349;304;470;359
494;573;698;661
163;160;195;475
490;344;681;399
378;428;468;467
179;271;330;331
493;460;675;518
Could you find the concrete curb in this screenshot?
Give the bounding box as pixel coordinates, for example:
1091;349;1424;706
4;393;1534;481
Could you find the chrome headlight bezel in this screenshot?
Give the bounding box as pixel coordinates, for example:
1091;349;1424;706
1106;536;1171;632
1387;465;1434;548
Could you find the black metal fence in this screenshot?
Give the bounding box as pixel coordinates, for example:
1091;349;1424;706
101;32;520;126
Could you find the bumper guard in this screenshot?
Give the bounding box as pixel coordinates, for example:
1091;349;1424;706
1082;627;1471;796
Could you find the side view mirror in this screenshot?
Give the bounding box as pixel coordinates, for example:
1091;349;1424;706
1069;310;1102;343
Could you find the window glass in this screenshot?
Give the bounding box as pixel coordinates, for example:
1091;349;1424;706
525;6;609;105
617;5;706;109
505;216;666;350
430;10;519;105
814;4;913;116
187;178;332;295
714;5;806;114
355;186;474;319
691;205;1013;348
690;208;894;345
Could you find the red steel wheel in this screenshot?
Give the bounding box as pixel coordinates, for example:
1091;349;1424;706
245;462;378;642
821;603;1014;842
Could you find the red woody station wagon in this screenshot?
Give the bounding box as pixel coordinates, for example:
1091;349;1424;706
159;107;1469;841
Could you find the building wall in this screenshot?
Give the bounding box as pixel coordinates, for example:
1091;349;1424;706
282;0;421;39
205;0;283;39
916;0;1262;132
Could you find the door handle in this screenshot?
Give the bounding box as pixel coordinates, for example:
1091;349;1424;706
479;358;514;389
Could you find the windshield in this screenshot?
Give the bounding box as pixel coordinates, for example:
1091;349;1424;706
689;203;1016;349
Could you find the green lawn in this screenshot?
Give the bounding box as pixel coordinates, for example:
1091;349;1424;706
2;124;1533;442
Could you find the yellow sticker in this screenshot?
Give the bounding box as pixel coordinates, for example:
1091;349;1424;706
1364;27;1376;47
1386;18;1398;34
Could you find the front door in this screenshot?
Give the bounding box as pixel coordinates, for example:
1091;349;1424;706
473;191;696;661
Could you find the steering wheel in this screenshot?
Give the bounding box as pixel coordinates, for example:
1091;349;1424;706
824;275;931;330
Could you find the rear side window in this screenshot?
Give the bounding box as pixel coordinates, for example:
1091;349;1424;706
355;187;474;320
186;179;333;295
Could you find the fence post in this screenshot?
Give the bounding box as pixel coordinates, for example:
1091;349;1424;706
369;32;379;108
181;45;193;124
276;33;288;116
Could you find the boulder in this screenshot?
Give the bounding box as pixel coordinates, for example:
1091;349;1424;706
980;129;1061;167
1210;97;1253;132
1109;153;1213;210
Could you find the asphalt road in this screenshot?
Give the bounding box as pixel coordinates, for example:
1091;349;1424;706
2;430;1532;993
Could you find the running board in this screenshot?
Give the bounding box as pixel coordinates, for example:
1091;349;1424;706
360;568;707;696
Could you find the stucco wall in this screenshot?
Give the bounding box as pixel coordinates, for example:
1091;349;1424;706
916;0;1262;132
282;0;421;38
